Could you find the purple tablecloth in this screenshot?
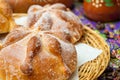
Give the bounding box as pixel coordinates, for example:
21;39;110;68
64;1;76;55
73;3;120;80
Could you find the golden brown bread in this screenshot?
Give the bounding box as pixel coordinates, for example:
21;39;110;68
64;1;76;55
0;3;83;80
27;3;83;43
0;0;15;34
6;0;74;13
0;26;77;80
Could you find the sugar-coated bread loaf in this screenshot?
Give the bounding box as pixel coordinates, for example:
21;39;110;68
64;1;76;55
0;26;77;80
27;3;83;43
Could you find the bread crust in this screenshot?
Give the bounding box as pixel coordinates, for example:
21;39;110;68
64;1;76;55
0;0;15;34
6;0;73;13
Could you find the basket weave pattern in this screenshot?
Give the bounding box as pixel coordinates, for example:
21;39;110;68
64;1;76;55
78;26;110;80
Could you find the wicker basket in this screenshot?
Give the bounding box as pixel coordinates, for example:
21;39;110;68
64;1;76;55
78;26;110;80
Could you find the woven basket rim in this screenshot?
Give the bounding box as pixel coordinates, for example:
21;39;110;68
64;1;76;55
78;26;110;80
